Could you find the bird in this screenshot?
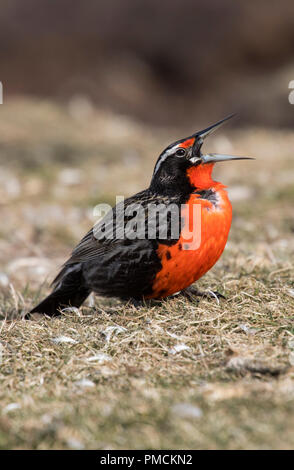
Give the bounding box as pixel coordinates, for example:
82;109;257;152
30;115;252;316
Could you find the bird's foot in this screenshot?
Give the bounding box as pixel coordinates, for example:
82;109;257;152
127;298;149;309
127;297;159;309
177;286;225;303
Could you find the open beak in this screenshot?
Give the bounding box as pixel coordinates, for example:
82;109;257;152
193;113;236;142
191;114;254;163
201;153;254;163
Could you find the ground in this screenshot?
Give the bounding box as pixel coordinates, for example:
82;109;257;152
0;99;294;449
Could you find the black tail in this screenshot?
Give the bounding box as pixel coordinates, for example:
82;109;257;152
29;264;91;317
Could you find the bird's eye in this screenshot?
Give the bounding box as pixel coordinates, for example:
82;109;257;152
175;148;186;157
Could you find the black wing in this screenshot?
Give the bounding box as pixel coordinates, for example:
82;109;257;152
53;189;180;299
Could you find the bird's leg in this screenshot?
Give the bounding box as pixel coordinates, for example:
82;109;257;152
128;298;156;309
177;286;225;302
128;298;160;309
128;298;145;308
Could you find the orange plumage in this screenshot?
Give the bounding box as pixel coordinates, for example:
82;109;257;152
149;163;232;298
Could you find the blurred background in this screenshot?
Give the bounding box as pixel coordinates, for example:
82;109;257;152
0;0;293;290
1;0;294;127
1;1;294;451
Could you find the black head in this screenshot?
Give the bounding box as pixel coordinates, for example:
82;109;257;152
149;114;252;196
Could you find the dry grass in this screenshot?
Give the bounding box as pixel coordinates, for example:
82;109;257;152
0;98;294;449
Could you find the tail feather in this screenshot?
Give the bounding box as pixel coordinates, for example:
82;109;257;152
30;264;91;316
30;287;90;316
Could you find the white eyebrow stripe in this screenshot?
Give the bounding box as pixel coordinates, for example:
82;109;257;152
153;144;179;175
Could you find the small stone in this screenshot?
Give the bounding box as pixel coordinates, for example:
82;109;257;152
168;343;191;354
3;403;21;413
51;336;78;345
75;379;95;388
102;326;127;343
0;273;9;287
58;168;83;186
289;352;294;366
239;323;257;335
87;353;111;363
171;403;202;419
66;438;85;450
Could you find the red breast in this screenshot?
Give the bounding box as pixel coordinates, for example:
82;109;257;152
148;164;232;299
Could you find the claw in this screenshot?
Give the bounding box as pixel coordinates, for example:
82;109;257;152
178;287;226;303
